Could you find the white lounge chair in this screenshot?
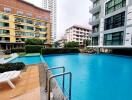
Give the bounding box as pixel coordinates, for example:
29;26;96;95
0;71;21;89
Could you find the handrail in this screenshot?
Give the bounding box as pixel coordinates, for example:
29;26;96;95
45;66;65;92
48;72;72;100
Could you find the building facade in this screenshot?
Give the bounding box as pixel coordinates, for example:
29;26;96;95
42;0;57;43
65;25;92;46
56;36;67;48
0;0;51;50
89;0;132;47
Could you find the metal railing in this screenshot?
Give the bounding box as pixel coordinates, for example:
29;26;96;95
48;72;72;100
45;66;65;92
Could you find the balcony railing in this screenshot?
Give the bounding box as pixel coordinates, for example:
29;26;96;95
89;2;101;14
0;40;10;42
89;16;100;25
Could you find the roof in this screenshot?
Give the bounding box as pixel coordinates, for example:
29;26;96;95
19;0;50;12
66;25;92;31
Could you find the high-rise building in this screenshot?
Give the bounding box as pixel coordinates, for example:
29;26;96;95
42;0;57;43
0;0;51;50
89;0;132;47
64;25;92;46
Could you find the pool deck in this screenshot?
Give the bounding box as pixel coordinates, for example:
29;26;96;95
25;53;40;56
0;64;47;100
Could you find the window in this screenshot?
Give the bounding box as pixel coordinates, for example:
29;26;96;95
36;16;41;19
0;22;9;27
0;29;9;35
92;37;98;45
27;26;34;30
26;13;32;17
0;14;9;20
92;24;99;33
104;31;123;45
93;12;100;20
4;8;11;13
15;25;24;29
15;18;24;22
26;19;33;24
104;12;125;30
44;17;48;21
17;11;23;15
105;0;126;15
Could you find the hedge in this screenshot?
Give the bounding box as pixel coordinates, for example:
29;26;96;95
25;45;43;53
0;62;25;73
11;48;25;53
41;48;80;55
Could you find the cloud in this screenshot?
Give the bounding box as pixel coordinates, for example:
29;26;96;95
57;0;92;39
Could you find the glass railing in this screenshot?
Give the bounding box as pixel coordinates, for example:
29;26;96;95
89;2;101;11
89;16;100;23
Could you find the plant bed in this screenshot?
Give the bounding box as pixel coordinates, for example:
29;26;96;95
25;45;43;53
11;48;25;53
41;48;80;55
0;62;25;73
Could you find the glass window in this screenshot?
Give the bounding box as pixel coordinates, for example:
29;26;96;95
17;11;23;15
26;19;33;24
4;8;11;13
0;22;9;27
0;29;9;35
92;37;98;45
105;0;126;15
104;31;123;45
26;13;32;17
27;26;34;30
104;12;125;30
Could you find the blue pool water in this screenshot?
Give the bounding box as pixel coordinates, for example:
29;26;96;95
11;56;41;64
43;54;132;100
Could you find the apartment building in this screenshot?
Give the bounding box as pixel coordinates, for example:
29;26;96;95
56;36;67;48
42;0;57;43
0;0;51;50
89;0;132;47
65;25;92;46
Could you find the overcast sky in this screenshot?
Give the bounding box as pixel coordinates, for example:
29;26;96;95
25;0;92;40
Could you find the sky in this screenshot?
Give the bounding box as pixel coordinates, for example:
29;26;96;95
25;0;92;40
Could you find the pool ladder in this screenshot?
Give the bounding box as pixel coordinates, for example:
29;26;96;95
45;67;72;100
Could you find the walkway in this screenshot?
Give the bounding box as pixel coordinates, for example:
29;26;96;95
0;65;44;100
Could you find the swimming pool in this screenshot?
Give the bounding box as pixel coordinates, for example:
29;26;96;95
43;54;132;100
11;56;42;64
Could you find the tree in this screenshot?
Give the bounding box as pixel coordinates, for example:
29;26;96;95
83;39;91;47
64;41;79;48
54;41;60;48
25;38;44;45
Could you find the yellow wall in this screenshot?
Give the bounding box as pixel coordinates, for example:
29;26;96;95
0;12;51;44
9;15;15;42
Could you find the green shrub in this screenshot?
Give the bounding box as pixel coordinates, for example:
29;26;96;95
64;41;79;48
11;48;25;53
41;48;80;55
25;38;44;45
0;62;25;73
25;45;43;53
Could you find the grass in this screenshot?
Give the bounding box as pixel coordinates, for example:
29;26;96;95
18;52;40;57
18;52;26;57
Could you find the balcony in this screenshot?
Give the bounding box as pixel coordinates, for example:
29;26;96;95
90;0;99;2
15;18;24;24
89;3;101;14
0;37;10;43
89;17;100;26
91;32;99;37
15;27;23;30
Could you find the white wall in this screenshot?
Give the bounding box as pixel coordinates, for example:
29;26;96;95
125;5;132;46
